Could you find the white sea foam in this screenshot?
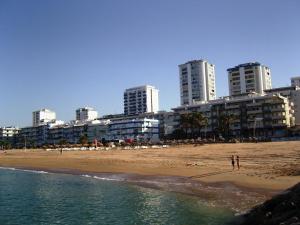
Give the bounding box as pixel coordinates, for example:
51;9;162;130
80;174;123;181
0;166;16;170
93;175;122;181
0;167;48;174
21;169;48;174
81;174;92;178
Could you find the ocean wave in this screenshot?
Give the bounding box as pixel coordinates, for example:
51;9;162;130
93;175;123;181
0;166;16;170
80;174;124;182
81;174;92;178
20;169;48;174
0;167;48;174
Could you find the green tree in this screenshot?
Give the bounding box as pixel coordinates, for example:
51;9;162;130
171;129;185;139
191;112;208;138
179;113;191;138
179;112;208;138
58;139;68;146
0;140;9;149
218;114;235;141
79;135;88;145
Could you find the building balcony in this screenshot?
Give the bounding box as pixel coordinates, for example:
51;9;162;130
271;115;286;120
270;107;285;112
225;105;240;109
247;110;263;114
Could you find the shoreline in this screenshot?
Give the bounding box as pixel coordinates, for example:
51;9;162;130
0;165;278;213
0;142;299;212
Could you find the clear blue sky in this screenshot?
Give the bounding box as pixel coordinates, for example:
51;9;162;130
1;0;299;127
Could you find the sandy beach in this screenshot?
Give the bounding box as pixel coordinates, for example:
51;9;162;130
0;141;299;211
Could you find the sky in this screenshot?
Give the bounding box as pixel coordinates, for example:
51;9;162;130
1;0;300;127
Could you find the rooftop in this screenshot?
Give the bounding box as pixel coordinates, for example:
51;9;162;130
178;59;212;67
227;62;268;71
33;108;55;113
265;86;299;92
125;85;158;92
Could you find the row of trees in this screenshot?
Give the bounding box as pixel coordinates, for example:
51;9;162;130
179;112;208;138
58;135;89;146
0;140;11;149
172;112;236;140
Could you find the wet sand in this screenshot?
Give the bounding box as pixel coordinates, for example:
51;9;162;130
0;141;299;211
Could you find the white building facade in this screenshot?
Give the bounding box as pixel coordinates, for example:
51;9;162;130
291;76;300;87
179;60;216;106
228;62;272;96
76;107;98;121
124;85;159;116
32;109;56;127
108;118;159;142
0;127;19;139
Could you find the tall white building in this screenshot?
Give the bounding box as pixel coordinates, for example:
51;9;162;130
179;60;216;106
227;62;272;96
291;76;300;87
32;109;56;127
76;107;98;121
124;85;159;116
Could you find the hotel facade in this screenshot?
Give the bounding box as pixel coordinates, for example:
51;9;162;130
173;93;295;138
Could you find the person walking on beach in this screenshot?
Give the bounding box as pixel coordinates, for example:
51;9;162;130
231;155;235;170
236;155;240;170
60;148;63;155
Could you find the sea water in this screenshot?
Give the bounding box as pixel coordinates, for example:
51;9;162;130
0;168;234;225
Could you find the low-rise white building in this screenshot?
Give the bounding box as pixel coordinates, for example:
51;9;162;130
108;118;159;142
0;127;19;139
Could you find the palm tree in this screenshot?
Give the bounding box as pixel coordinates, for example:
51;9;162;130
79;135;88;146
191;112;208;138
179;113;191;138
218;114;235;141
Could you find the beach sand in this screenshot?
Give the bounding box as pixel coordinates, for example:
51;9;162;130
0;141;299;211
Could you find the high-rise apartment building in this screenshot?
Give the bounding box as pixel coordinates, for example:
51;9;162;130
124;85;159;116
76;107;98;121
32;109;56;127
227;62;272;96
291;76;300;87
179;60;216;106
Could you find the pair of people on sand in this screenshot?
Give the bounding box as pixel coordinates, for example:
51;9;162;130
231;155;240;170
